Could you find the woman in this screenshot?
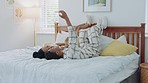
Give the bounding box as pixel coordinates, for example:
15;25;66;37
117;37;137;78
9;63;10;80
33;10;101;60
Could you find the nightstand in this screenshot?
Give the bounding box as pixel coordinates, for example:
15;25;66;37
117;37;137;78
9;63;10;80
140;63;148;83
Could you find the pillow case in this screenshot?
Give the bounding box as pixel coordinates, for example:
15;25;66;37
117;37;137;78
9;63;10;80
55;31;69;43
100;40;138;56
100;35;127;51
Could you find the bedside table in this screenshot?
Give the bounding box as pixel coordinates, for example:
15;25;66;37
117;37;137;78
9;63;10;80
140;63;148;83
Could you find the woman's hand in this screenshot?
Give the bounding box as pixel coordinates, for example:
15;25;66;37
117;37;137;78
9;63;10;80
41;46;54;53
58;10;72;26
64;37;69;48
58;10;68;20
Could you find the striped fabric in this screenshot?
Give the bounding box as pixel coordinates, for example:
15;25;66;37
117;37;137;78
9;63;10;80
63;25;103;59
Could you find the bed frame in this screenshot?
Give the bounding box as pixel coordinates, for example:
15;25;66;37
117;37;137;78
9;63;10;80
55;23;145;63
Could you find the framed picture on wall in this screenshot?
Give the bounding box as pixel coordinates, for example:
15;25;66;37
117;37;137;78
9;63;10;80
83;0;111;12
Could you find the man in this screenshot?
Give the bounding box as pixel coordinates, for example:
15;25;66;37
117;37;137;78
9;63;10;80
33;10;102;60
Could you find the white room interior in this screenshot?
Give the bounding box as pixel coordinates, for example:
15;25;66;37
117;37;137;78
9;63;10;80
0;0;147;61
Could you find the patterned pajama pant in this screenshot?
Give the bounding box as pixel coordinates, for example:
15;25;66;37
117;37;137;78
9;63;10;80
63;25;103;59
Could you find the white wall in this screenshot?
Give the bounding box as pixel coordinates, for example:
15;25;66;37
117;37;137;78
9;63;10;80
59;0;145;26
36;33;55;46
0;0;34;51
145;38;148;61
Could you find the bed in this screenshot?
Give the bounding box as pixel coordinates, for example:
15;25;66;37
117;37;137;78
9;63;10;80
0;23;145;83
54;23;145;83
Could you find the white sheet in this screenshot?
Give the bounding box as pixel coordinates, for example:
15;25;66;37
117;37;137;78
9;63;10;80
0;47;139;83
100;55;139;83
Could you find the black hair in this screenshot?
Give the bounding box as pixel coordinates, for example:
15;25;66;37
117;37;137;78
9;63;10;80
33;49;45;59
44;51;62;60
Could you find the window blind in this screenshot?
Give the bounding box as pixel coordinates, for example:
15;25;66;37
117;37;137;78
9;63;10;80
40;0;59;33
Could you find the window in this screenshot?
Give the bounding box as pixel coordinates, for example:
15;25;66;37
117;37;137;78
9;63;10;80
39;0;59;33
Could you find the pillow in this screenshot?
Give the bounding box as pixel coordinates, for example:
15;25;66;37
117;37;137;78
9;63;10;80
100;35;114;50
100;40;138;56
55;31;69;43
100;35;127;51
117;35;127;44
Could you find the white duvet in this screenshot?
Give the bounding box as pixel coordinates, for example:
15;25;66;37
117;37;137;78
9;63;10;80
0;47;139;83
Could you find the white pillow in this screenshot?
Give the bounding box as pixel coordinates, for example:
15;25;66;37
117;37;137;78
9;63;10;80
100;35;127;50
55;31;69;43
117;35;127;44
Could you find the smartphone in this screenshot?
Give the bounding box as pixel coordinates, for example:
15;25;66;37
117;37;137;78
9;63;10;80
59;13;62;16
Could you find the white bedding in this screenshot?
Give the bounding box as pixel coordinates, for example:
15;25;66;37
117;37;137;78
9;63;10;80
0;47;139;83
100;55;139;83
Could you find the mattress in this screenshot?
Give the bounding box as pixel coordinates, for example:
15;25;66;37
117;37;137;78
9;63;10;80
100;55;139;83
0;46;140;83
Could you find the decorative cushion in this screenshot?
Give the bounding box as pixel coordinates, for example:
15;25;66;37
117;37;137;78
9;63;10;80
100;35;127;51
100;40;138;56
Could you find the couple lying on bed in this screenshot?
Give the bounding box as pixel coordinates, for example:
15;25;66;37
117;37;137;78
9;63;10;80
33;10;104;60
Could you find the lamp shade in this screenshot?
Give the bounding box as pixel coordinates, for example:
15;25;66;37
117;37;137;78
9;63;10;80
15;0;39;7
21;8;40;18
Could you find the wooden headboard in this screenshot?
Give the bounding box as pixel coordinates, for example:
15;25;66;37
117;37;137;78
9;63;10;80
55;23;145;63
